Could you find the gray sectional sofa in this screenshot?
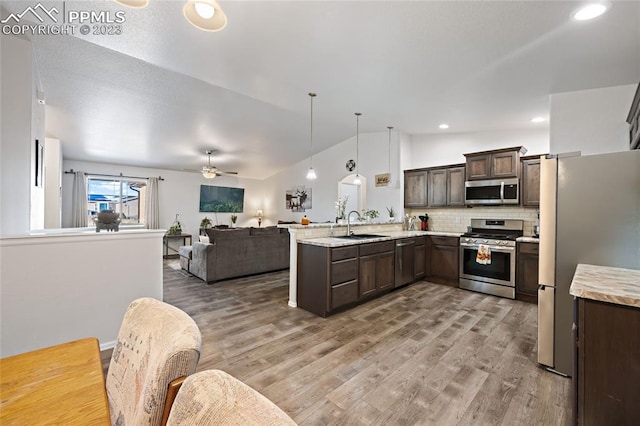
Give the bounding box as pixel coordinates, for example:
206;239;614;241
179;227;290;283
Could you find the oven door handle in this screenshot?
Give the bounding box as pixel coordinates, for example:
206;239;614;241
460;242;515;253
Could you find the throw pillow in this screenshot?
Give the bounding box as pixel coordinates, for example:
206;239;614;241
199;235;210;243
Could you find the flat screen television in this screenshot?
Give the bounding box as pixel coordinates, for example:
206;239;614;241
199;185;244;213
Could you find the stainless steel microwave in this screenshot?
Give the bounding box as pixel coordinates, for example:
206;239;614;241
464;178;519;205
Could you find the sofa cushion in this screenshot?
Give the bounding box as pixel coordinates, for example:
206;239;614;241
249;226;278;236
210;228;250;240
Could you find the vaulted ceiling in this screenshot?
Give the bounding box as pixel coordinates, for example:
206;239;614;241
6;0;640;179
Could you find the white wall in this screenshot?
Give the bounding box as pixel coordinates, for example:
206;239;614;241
262;131;408;224
62;160;266;235
44;138;62;228
410;128;550;169
1;35;33;235
0;230;164;356
30;52;45;230
550;84;636;155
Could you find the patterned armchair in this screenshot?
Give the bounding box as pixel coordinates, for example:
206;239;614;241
166;370;296;425
106;298;202;426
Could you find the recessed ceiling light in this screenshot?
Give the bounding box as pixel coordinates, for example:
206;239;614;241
439;124;449;129
531;117;546;123
571;2;611;21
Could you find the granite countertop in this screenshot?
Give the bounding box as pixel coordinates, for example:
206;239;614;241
516;236;539;243
299;230;461;247
280;221;404;229
570;263;640;308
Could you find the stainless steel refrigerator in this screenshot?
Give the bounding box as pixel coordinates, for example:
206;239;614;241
537;150;640;376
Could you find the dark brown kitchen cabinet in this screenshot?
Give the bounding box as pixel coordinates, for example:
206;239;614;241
298;241;399;317
516;242;538;303
465;154;491;180
298;244;359;317
404;170;428;208
575;297;640;425
464;146;526;181
521;157;541;207
491;150;519;178
428;169;447;207
447;166;466;206
358;241;395;299
426;236;459;286
427;165;465;207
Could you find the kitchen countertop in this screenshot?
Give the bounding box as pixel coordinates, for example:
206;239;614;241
569;263;640;309
299;230;461;247
516;236;539;243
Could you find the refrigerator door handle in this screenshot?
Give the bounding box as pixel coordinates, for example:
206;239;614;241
538;284;555;367
500;181;505;201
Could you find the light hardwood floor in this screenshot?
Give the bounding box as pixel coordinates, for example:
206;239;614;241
108;265;572;425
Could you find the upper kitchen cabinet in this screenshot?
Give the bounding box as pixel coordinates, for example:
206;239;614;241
627;82;640;150
521;156;541;207
404;170;428;208
464;146;527;180
428;165;465;207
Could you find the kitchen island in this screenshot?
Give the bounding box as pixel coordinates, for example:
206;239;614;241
570;264;640;425
296;229;460;317
278;221;459;309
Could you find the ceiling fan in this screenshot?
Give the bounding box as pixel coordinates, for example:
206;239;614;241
198;150;238;179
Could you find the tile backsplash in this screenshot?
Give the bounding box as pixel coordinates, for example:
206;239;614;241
407;206;539;236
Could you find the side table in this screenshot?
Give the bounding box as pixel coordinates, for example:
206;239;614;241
163;233;192;259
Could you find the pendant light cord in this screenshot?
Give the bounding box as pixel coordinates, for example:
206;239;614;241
309;93;316;167
355;112;362;175
387;126;393;174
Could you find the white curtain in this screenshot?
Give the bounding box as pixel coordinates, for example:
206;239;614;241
146;177;160;229
71;171;88;227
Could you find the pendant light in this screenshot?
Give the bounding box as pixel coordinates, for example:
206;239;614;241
115;0;227;32
353;112;362;186
306;93;317;180
184;0;227;32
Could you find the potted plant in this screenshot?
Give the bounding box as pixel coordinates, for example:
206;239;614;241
167;214;182;235
200;217;212;229
230;214;238;228
335;195;349;224
386;206;396;222
362;209;379;223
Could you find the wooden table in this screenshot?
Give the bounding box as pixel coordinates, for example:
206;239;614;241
0;337;110;425
163;233;192;258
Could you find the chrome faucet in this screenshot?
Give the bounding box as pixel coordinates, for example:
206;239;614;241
347;210;361;236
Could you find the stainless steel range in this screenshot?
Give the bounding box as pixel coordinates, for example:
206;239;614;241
459;219;524;299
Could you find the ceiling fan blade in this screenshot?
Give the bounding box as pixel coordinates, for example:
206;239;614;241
217;170;238;175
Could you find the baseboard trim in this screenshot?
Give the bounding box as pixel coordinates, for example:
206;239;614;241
100;340;117;351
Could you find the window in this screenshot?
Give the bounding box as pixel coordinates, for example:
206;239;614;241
87;177;147;225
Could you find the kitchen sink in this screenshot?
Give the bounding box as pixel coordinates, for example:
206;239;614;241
336;234;386;240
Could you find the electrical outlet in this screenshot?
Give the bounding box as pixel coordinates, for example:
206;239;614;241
455;216;461;224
